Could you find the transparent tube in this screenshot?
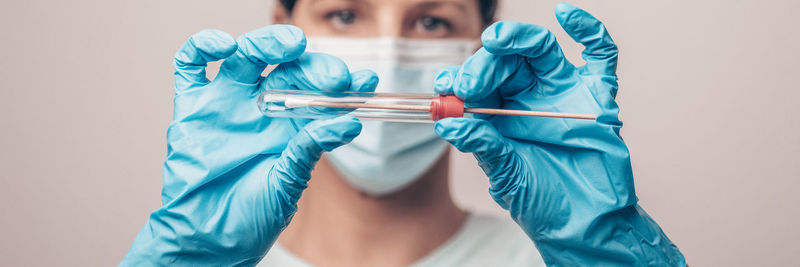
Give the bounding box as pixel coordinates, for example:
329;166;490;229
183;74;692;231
258;89;436;123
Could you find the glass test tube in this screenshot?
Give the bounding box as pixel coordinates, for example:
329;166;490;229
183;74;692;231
258;89;439;123
258;89;599;122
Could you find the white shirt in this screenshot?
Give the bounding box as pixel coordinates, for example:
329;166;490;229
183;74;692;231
257;213;546;267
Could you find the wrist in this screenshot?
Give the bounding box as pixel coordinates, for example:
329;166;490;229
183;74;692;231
532;205;685;266
122;208;276;266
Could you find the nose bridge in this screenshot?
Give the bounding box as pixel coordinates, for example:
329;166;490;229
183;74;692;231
375;5;403;38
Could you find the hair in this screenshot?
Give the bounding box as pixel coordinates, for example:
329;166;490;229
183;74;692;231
278;0;497;26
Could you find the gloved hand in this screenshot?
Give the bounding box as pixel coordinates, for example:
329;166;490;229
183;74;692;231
433;3;685;266
121;25;377;266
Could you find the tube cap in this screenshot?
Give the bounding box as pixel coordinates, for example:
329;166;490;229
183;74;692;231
430;95;465;121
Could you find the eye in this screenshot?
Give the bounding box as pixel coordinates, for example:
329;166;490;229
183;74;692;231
415;16;452;33
327;9;357;26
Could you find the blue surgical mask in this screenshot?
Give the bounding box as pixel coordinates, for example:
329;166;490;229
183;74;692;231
306;37;477;195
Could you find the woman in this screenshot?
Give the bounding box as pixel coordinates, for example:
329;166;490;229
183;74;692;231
122;0;686;266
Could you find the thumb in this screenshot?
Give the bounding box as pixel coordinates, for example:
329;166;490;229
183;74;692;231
269;116;362;202
434;118;527;210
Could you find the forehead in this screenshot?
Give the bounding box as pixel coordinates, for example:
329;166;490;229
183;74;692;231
304;0;478;9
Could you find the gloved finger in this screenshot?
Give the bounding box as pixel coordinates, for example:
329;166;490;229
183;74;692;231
555;2;618;76
453;21;578;102
270;116;362;200
433;65;460;95
173;30;237;93
217;25;306;84
434;118;520;183
263;52;352;92
481;21;575;77
451;48;523;102
348;69;379;93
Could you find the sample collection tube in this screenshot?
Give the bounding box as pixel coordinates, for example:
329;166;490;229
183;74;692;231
257;89;597;122
258;89;444;123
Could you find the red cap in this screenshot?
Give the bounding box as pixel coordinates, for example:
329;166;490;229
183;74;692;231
430;95;465;121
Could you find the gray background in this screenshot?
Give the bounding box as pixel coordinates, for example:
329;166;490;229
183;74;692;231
1;0;798;266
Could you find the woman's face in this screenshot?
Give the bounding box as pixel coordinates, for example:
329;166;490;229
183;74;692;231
280;0;484;39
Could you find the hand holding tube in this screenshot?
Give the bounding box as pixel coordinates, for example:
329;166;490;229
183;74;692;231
433;3;685;266
122;25;377;265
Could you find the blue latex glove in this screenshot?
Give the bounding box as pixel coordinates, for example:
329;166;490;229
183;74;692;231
121;25;378;266
433;3;685;266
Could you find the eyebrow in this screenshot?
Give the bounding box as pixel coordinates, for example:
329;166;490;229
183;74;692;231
415;1;469;13
310;0;367;5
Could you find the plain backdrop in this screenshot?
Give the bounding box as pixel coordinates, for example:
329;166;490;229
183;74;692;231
1;0;799;266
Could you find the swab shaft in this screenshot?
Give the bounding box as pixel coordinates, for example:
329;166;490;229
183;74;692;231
301;101;431;111
464;108;596;120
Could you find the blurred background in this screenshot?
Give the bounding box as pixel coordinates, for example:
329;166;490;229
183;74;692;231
1;0;798;266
